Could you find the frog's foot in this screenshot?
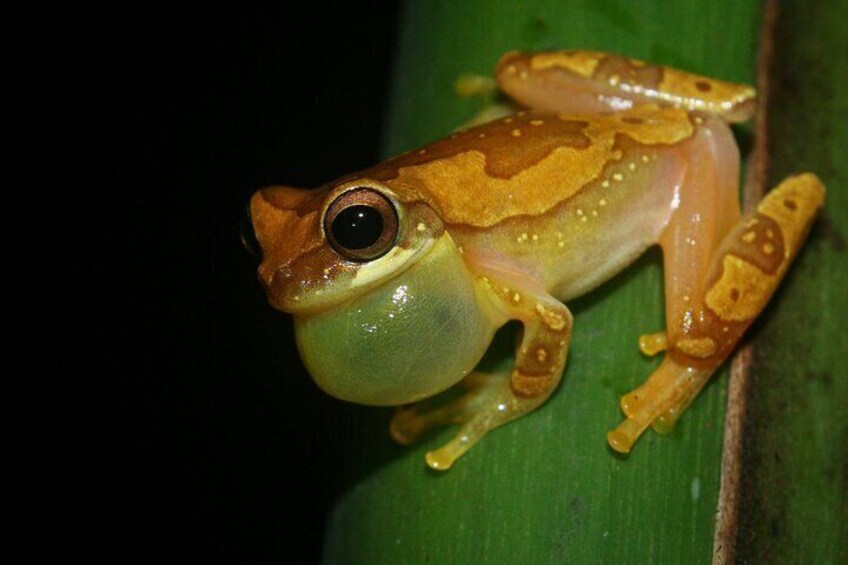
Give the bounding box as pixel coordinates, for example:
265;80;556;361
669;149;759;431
459;104;516;129
455;74;498;98
608;356;714;453
638;331;668;356
425;385;532;471
389;371;505;446
425;419;489;471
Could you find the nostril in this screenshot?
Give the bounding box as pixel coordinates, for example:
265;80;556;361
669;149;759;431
240;202;261;258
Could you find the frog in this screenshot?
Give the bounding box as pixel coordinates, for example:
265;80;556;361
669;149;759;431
248;50;824;470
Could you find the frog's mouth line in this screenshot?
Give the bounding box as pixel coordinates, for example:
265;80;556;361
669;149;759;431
281;231;447;318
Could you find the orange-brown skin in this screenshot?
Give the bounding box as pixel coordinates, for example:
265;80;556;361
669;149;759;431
250;51;824;469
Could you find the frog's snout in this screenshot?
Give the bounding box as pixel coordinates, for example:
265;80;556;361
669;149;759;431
249;186;323;288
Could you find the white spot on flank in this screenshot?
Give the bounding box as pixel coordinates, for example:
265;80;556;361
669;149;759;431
417;222;426;232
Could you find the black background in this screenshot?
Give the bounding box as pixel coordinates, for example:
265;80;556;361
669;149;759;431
20;4;399;561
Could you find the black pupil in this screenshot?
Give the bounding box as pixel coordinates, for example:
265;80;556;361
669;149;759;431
331;205;384;250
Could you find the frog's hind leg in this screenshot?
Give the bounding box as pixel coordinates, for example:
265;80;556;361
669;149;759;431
496;50;757;121
608;118;824;453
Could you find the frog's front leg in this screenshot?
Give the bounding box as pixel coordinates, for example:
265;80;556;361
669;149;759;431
389;371;506;446
405;261;573;470
607;117;825;452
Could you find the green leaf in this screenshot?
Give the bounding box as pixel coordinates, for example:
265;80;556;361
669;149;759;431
321;1;845;563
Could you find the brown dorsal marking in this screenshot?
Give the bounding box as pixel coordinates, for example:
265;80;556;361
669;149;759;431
727;212;786;275
366;113;591;182
592;55;664;90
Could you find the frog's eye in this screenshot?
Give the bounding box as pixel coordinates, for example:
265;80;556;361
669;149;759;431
324;188;400;262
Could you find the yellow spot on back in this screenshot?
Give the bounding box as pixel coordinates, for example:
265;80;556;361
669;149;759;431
613;173;624;181
512;129;522;137
530;119;545;126
599;198;607;206
742;231;756;243
763;243;775;255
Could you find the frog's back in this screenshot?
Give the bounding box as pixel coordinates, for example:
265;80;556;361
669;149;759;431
360;105;697;229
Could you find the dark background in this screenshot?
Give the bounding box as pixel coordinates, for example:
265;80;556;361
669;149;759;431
19;5;399;561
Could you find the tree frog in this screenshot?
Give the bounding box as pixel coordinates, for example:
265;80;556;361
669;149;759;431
248;51;824;470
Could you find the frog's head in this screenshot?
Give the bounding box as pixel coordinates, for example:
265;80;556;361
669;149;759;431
249;179;500;406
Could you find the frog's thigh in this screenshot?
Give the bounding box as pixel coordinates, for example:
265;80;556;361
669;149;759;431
424;267;574;470
660;118;741;347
